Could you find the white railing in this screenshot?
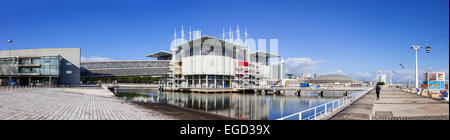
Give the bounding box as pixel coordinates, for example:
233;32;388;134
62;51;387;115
277;87;374;120
250;86;372;91
0;86;35;93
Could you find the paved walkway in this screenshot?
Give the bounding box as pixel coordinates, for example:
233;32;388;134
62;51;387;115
372;88;449;120
330;87;449;120
0;88;173;120
330;90;376;120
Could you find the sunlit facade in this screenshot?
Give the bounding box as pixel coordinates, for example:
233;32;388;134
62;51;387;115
0;48;80;86
151;27;281;89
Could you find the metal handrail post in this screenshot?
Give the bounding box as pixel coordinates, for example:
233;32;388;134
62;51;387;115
299;112;302;120
333;101;335;110
314;108;317;120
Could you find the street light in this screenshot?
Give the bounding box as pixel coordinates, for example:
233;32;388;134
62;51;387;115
8;40;13;57
7;40;13;86
411;45;421;89
390;71;396;86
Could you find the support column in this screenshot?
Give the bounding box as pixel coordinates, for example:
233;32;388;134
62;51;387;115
206;75;209;88
29;77;31;86
214;76;217;88
49;76;52;87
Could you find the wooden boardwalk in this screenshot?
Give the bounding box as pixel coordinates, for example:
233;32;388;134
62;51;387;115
0;88;173;120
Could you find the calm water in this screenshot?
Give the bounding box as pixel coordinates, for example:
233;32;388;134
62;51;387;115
115;89;357;120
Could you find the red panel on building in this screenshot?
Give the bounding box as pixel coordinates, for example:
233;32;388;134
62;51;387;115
239;61;249;67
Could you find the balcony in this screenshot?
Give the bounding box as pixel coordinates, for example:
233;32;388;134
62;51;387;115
18;64;41;67
17;73;40;76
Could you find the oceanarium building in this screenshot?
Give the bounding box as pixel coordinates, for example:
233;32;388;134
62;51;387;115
151;27;282;89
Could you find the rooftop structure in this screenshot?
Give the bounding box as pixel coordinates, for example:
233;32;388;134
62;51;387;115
147;51;172;60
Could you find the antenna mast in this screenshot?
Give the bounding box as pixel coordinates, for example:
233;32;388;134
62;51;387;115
174;28;177;46
181;25;185;43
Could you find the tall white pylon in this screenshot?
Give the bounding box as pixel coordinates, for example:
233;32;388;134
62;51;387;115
236;25;240;41
245;28;248;47
181;25;185;43
174;29;177;46
222;28;225;41
189;27;192;41
229;27;233;42
411;45;421;89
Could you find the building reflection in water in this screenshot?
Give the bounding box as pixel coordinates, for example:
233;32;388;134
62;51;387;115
116;90;352;120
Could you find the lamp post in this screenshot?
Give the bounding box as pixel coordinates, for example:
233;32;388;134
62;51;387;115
411;45;421;89
390;71;396;86
7;40;13;86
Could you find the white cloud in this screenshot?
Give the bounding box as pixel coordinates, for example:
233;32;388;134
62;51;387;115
328;69;345;75
353;72;376;81
284;58;324;74
81;56;113;62
326;69;377;81
356;67;449;83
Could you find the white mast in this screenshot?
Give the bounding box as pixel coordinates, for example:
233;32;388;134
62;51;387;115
229;27;233;42
189;27;192;41
245;28;248;47
181;25;185;43
174;29;177;46
236;25;240;42
222;28;225;41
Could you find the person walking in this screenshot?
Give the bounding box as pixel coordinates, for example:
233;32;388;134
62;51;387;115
375;83;382;101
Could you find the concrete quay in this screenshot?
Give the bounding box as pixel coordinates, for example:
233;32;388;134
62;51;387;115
0;88;173;120
158;86;368;96
330;87;449;120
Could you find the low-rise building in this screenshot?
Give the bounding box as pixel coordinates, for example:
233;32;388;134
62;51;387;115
80;60;169;78
0;48;81;86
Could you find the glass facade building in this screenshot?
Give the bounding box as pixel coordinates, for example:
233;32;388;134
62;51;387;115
0;55;62;86
14;56;61;76
0;48;81;86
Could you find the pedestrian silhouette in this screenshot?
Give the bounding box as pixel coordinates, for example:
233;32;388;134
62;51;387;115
375;84;381;101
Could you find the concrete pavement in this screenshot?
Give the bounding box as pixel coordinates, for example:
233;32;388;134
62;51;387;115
372;88;449;120
0;88;173;120
330;87;449;120
330;90;376;120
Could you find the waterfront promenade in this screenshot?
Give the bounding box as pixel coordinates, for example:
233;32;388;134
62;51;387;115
331;87;449;120
0;88;173;120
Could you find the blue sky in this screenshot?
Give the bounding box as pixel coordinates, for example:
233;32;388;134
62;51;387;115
1;0;448;81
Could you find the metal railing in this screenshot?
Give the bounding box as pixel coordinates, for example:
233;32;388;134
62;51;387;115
0;85;103;93
277;87;374;120
0;86;35;93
